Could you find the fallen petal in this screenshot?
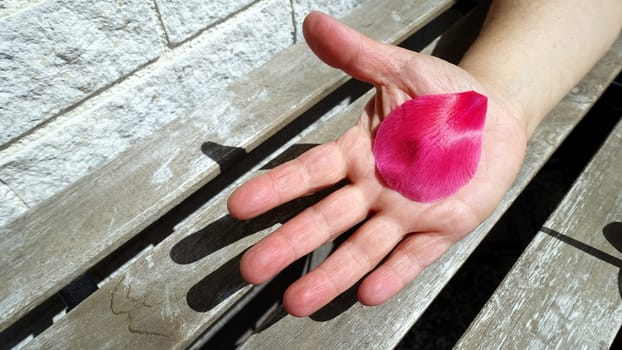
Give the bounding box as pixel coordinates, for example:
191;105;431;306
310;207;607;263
373;90;487;202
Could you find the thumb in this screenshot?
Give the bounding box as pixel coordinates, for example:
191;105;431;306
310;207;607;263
302;11;403;85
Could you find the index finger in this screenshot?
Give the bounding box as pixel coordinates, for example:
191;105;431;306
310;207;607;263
228;141;347;220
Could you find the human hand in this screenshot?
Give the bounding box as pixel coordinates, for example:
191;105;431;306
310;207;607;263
228;12;528;317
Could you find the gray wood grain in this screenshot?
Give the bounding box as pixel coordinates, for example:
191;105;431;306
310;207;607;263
455;124;622;348
0;0;455;332
238;34;622;350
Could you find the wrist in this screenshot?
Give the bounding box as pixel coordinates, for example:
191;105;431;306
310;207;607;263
458;58;532;138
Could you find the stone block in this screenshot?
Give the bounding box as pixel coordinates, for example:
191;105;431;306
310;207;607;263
0;0;165;146
155;0;256;45
291;0;366;42
0;182;28;227
0;0;43;18
0;0;293;219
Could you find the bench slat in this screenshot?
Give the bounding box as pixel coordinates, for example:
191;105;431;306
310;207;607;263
239;34;622;350
0;0;454;332
455;121;622;347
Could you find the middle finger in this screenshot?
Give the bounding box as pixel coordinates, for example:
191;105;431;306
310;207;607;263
240;184;369;285
282;214;404;317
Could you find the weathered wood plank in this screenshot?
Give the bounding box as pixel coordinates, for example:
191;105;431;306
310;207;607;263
455;123;622;348
238;34;622;350
0;0;455;331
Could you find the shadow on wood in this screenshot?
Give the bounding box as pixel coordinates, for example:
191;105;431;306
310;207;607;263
170;147;349;312
174;181;347;312
604;222;622;297
541;223;622;298
186;254;247;312
171;142;323;265
309;282;360;322
200;256;310;348
201;142;247;169
604;222;622;254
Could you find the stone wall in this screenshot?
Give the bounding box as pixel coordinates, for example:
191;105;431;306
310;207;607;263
0;0;365;226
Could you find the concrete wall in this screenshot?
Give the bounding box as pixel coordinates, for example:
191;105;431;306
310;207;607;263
0;0;365;226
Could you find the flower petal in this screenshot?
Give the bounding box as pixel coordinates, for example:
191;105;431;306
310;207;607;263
373;91;487;202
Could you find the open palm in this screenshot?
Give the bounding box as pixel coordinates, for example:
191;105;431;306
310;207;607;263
228;12;528;317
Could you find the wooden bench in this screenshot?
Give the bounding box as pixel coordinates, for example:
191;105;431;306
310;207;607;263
455;113;622;348
1;0;621;348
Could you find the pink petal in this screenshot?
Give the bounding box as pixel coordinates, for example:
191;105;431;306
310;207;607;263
373;91;487;202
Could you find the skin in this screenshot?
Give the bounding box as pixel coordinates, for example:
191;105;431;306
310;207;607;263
228;1;622;317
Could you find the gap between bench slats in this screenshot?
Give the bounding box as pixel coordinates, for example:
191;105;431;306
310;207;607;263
455;120;622;348
238;34;622;350
0;0;455;332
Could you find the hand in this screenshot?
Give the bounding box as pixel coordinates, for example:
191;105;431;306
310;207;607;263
228;12;528;317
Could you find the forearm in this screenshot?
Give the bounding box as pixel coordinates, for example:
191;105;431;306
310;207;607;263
460;0;622;136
